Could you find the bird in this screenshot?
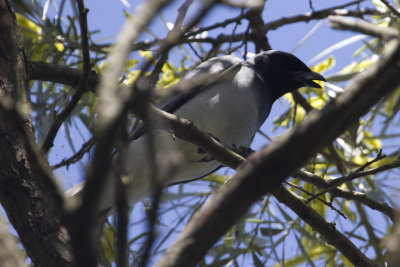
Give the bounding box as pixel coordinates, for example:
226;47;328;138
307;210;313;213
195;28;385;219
66;50;326;216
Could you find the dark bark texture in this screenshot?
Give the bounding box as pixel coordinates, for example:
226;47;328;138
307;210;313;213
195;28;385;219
0;1;72;266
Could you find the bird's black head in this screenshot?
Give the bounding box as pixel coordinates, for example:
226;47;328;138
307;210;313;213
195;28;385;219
253;50;326;101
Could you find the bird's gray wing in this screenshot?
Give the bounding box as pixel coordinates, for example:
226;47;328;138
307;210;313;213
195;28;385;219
131;56;243;140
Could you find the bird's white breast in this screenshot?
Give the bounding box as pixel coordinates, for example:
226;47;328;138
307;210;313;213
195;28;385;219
126;58;262;201
174;63;259;146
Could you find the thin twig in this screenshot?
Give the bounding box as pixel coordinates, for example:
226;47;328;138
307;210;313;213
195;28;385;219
291;91;314;112
51;137;95;169
320;150;386;193
245;1;269;52
273;186;378;267
40;89;87;152
307;151;385;200
331;187;396;221
308;0;314;11
294;164;399;222
185;13;247;38
263;0;366;31
285;181;346;219
40;0;92;153
380;0;400;17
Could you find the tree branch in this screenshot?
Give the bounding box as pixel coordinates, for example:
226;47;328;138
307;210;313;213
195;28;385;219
0;0;72;265
155;39;400;267
285;180;346;218
40;0;92;153
329;15;399;40
294;169;398;221
28;61;99;91
380;0;400;17
273;186;378;267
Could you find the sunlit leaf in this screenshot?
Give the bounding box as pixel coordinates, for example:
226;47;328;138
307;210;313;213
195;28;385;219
101;224;115;263
311;56;335;74
139;50;153;59
54;42;65;52
16;12;42;37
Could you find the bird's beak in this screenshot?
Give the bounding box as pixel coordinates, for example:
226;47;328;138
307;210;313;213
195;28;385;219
292;71;326;88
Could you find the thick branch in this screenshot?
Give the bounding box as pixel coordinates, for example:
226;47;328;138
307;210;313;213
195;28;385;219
155;39;400;267
28;61;99;91
0;0;72;266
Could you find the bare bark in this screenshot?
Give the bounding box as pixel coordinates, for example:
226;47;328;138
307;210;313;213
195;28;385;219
28;61;99;92
0;1;72;266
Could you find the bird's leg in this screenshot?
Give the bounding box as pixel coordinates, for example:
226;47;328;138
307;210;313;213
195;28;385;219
230;144;254;158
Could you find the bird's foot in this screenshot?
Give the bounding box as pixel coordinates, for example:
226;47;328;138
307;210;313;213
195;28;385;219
231;145;254;158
